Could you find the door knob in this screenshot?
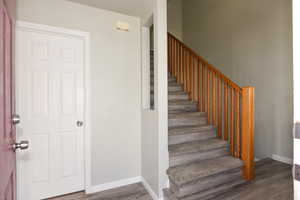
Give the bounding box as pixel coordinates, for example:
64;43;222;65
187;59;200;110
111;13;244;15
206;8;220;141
12;114;20;125
13;141;29;152
77;121;84;127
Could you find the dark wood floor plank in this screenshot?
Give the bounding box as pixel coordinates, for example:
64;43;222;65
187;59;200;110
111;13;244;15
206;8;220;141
46;183;152;200
49;159;293;200
213;159;293;200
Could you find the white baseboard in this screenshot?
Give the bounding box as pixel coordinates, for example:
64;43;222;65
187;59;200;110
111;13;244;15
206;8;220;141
85;176;142;194
85;176;166;200
272;154;293;165
141;177;161;200
295;180;300;200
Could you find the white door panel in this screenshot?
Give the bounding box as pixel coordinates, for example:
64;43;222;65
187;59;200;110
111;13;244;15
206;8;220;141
16;29;84;200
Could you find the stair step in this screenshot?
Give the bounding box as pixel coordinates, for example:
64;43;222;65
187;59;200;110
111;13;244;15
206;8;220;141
169;125;216;145
169;139;229;167
168;85;183;92
167;156;244;187
151;85;183;92
168;78;177;83
169;81;182;87
165;174;246;200
169;112;207;128
168;91;189;101
169;100;198;113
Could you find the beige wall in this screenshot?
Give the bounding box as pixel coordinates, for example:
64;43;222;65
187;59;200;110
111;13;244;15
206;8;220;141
182;0;293;159
167;0;182;40
17;0;142;187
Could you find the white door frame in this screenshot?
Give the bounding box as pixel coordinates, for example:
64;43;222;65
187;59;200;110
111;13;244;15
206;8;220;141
15;21;92;197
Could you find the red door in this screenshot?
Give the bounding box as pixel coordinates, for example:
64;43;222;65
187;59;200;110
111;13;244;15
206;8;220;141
0;0;16;200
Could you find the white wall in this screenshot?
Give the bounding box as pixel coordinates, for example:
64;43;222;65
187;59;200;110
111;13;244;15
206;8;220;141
17;0;142;187
182;0;293;160
141;0;169;198
294;0;300;198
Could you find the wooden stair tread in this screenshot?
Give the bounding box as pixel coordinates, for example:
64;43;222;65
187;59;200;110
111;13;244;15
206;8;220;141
169;139;228;157
167;156;244;187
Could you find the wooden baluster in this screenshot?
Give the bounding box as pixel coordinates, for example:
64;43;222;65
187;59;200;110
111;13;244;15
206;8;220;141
207;69;211;124
177;42;180;79
183;49;186;90
176;42;179;79
192;57;195;100
190;54;195;101
185;51;189;92
224;84;228;140
194;58;196;100
230;88;235;155
170;37;173;75
172;38;175;76
235;90;240;158
218;78;222;138
168;37;170;73
189;53;192;99
180;45;183;84
198;60;201;109
212;72;216;126
202;63;205;112
185;51;188;91
242;87;255;180
194;58;197;101
174;41;177;77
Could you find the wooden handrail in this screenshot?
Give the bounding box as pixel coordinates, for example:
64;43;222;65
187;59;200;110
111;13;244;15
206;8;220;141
168;33;242;92
168;32;255;181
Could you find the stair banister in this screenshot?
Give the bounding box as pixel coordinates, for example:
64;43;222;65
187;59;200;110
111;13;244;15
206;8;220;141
168;33;255;181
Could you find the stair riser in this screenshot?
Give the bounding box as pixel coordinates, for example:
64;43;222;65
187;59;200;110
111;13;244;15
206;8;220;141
168;79;177;84
169;148;229;167
168;94;189;101
151;86;184;92
169;118;207;128
169;82;183;87
169;131;216;145
168;105;198;113
170;168;244;199
169;86;183;92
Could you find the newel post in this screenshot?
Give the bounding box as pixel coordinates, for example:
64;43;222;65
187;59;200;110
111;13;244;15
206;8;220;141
241;87;255;180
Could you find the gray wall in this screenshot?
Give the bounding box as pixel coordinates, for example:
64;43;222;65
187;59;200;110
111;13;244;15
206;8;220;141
17;0;142;186
167;0;183;40
182;0;293;159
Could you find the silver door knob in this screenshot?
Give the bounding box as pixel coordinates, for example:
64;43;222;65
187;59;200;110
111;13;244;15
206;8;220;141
77;121;84;127
12;114;20;125
13;141;29;152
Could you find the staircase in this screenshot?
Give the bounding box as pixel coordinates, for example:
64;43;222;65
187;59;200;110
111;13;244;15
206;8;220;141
165;75;246;200
164;34;255;199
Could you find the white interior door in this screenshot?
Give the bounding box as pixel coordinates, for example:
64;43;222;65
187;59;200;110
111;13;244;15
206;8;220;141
16;26;85;200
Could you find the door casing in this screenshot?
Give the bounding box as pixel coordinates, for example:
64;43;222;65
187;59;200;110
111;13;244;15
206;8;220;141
15;21;92;199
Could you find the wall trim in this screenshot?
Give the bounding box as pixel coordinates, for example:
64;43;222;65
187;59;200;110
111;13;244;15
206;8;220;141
85;176;166;199
141;177;164;200
272;154;293;165
85;177;142;194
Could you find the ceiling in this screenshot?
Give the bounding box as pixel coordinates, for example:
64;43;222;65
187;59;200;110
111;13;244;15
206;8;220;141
68;0;153;20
